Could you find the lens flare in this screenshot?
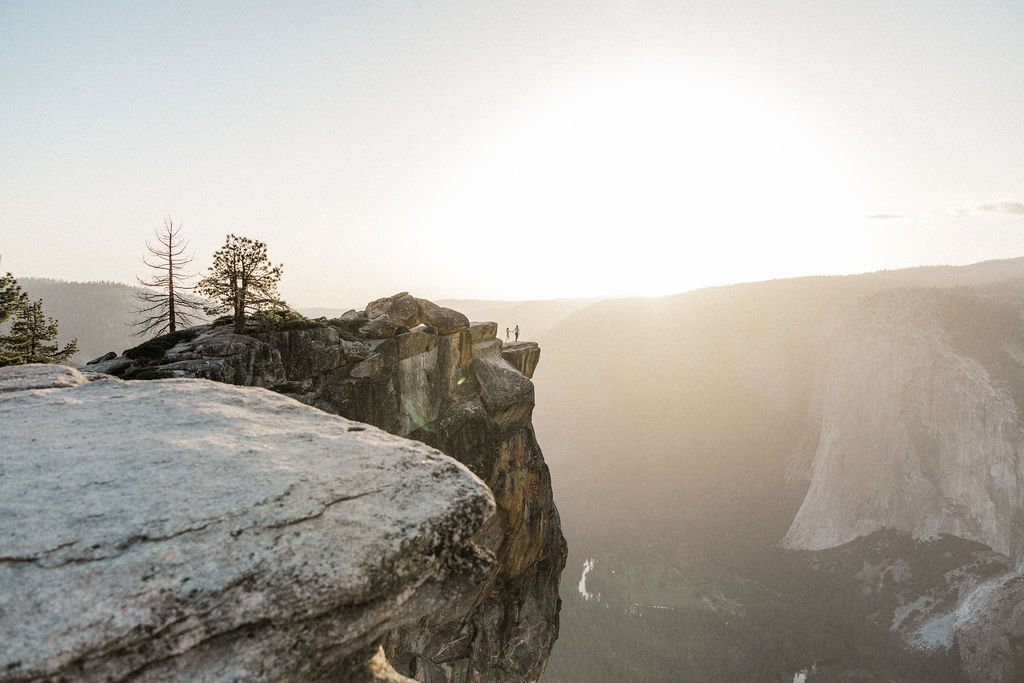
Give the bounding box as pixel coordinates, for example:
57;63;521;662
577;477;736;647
404;397;434;433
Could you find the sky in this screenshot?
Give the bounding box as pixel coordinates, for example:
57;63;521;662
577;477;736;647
2;1;1024;308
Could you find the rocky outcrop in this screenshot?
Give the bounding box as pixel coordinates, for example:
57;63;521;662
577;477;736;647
84;295;566;682
0;364;494;682
501;341;541;379
365;293;471;335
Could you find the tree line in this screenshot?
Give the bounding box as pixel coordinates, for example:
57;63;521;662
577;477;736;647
0;266;78;366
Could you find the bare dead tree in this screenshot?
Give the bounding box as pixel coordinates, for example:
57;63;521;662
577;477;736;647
133;217;204;336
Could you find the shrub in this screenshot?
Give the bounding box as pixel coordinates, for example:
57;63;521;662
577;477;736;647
253;309;323;332
325;317;363;342
124;328;199;360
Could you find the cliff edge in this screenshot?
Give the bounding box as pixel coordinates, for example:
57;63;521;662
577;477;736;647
85;293;567;682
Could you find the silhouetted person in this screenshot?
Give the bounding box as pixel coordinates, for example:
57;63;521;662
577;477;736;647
513;324;519;342
506;327;510;342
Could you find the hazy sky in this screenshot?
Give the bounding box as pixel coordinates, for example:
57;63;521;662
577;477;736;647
2;1;1023;307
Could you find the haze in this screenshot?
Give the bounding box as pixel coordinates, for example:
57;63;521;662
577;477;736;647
3;1;1024;306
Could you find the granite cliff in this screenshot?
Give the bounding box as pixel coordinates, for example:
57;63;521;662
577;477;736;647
781;285;1024;681
0;364;494;682
85;293;567;682
784;287;1024;557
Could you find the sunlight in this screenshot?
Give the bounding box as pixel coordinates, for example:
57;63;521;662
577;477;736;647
426;70;864;297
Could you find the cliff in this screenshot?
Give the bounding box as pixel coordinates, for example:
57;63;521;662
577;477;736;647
783;287;1024;558
85;293;567;682
781;285;1024;681
0;364;494;681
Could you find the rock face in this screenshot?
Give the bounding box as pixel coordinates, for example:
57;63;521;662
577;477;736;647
783;288;1024;558
84;295;566;682
0;364;494;682
500;341;541;379
780;287;1024;682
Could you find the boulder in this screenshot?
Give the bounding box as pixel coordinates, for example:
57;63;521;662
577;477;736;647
472;354;536;429
415;298;470;335
360;315;399;339
0;363;92;393
366;293;419;328
82;353;136;376
390;294;420;328
468;321;498;344
87;351;116;365
0;365;494;682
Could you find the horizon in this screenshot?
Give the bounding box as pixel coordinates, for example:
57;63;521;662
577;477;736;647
3;2;1023;307
17;252;1024;312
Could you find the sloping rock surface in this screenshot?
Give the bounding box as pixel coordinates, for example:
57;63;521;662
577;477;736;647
0;364;494;682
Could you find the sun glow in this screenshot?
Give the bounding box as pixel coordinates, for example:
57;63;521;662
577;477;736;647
425;70;864;298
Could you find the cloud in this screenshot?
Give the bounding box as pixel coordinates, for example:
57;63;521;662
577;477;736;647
977;201;1024;216
864;213;904;220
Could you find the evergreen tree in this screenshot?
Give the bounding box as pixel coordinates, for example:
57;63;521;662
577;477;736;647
0;299;78;366
0;267;30;365
196;234;284;333
0;270;28;325
133;217;204;336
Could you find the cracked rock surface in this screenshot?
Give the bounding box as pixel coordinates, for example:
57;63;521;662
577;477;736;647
0;364;494;682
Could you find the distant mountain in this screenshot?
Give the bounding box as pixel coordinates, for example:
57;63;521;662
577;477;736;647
536;256;1024;682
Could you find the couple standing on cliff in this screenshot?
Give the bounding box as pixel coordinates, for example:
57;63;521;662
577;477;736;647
505;325;520;342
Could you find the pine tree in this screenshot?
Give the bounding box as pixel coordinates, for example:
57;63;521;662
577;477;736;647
133;217;204;336
0;270;28;325
0;268;29;365
0;299;78;366
196;234;284;333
